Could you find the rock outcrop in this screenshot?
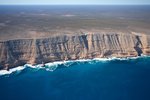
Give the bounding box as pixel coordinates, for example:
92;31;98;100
0;32;150;69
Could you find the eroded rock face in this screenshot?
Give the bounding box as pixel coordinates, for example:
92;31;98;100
0;32;150;69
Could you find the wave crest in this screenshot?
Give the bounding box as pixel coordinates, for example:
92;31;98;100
0;55;149;76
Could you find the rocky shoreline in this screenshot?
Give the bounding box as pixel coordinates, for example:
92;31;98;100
0;55;149;76
0;32;150;70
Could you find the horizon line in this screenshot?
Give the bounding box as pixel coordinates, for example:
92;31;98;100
0;4;150;6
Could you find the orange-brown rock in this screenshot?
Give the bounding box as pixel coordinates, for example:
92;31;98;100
0;32;150;69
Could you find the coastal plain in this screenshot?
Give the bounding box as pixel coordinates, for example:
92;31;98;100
0;5;150;69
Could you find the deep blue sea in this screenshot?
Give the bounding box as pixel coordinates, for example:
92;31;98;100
0;56;150;100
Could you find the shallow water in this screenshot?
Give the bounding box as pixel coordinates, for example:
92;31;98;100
0;57;150;100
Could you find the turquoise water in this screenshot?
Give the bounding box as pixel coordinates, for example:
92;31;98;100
0;57;150;100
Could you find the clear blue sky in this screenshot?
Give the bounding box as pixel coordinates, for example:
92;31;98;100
0;0;150;5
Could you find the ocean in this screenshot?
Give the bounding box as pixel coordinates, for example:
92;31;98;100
0;5;150;100
0;56;150;100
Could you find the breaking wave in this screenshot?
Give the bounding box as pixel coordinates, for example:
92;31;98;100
0;54;149;76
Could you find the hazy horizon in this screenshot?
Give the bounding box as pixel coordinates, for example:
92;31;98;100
0;0;150;5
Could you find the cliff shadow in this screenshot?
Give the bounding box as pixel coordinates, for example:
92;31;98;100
80;34;89;50
134;36;143;56
103;50;113;57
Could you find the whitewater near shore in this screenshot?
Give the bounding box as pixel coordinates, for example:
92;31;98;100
0;5;150;70
0;32;150;70
0;54;149;76
1;5;150;100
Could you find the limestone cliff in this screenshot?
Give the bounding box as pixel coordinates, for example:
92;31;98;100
0;32;150;69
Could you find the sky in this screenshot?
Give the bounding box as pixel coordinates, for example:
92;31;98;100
0;0;150;5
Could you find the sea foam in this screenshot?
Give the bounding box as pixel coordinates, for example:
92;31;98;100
0;66;25;76
0;54;149;76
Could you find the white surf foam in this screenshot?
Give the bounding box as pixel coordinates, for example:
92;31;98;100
0;54;149;76
0;66;25;76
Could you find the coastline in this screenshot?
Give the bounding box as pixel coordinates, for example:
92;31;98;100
1;32;150;70
0;54;149;76
0;5;150;75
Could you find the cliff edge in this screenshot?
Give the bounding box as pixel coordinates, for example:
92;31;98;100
0;32;150;69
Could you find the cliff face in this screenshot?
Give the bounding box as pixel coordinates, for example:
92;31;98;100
0;32;150;69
